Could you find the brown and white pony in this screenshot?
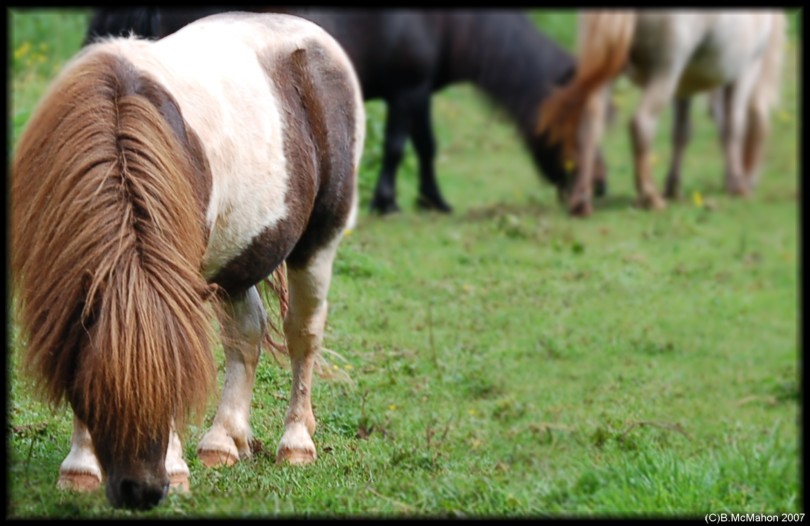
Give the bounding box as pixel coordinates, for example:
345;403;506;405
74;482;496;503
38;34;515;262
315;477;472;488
10;12;364;510
538;10;786;216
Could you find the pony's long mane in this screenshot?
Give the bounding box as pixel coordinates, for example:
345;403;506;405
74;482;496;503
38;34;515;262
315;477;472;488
11;51;216;458
537;11;636;160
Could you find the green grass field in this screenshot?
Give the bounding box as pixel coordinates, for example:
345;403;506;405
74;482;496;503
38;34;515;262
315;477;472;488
7;9;801;518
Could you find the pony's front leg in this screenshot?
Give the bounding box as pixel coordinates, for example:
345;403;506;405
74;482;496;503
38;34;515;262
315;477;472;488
277;238;340;465
630;77;677;210
568;87;611;217
57;414;102;492
197;286;266;467
166;427;190;492
57;416;189;492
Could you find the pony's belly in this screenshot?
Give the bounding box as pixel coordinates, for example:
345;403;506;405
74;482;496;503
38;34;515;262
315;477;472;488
676;69;727;96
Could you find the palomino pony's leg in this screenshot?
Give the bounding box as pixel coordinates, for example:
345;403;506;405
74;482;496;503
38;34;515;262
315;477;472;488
629;73;682;210
197;286;266;467
58;415;190;492
58;414;103;492
409;87;452;213
370;93;416;214
664;97;693;199
569;87;611;216
276;235;342;464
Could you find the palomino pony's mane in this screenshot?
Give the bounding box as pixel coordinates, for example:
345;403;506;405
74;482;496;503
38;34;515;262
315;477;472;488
536;11;636;162
11;50;216;458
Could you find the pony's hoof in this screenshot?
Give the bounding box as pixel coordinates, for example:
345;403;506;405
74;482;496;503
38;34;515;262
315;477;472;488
416;194;453;213
726;184;750;197
664;180;681;200
57;471;101;492
169;472;190;493
638;193;667;210
567;196;593;217
276;445;317;465
197;449;239;468
370;197;400;215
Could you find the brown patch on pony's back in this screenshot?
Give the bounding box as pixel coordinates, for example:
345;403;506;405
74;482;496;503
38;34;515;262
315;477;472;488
537;11;636;161
209;41;358;303
269;42;358;270
11;50;216;459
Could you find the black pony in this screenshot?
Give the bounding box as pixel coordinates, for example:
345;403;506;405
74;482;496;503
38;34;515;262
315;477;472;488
86;8;606;214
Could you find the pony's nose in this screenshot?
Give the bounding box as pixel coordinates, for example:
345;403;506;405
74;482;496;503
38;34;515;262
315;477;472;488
117;478;169;510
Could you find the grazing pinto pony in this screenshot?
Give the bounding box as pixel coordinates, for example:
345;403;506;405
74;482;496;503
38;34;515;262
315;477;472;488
11;12;364;510
538;10;786;216
85;8;608;215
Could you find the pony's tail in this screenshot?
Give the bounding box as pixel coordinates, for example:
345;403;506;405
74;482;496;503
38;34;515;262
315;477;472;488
537;10;636;160
258;263;353;384
751;11;787;116
259;263;289;362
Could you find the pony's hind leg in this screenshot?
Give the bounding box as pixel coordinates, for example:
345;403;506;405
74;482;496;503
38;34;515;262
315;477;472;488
57;414;103;492
410;87;452;213
276;236;341;465
664;97;693;199
742;98;770;190
370;93;415;215
719;64;760;196
197;286;266;467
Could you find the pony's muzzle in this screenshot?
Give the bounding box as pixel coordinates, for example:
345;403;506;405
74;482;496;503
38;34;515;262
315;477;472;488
108;476;169;510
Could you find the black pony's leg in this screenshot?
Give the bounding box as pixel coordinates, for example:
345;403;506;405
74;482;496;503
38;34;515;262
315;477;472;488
410;90;451;213
370;95;414;214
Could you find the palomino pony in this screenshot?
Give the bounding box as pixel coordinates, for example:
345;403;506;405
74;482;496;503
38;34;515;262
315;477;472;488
84;8;608;214
538;10;786;216
11;12;364;510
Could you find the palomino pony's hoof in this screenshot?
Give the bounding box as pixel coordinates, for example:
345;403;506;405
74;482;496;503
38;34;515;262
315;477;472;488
276;446;317;465
57;471;102;492
197;449;239;468
637;193;667;211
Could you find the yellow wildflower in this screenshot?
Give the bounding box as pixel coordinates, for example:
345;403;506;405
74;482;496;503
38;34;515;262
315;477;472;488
692;190;704;208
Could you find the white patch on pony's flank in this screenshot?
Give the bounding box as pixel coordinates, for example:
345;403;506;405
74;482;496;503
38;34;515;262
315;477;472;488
165;427;190;492
346;45;366;235
97;14;350;280
57;415;102;492
83;13;366;275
